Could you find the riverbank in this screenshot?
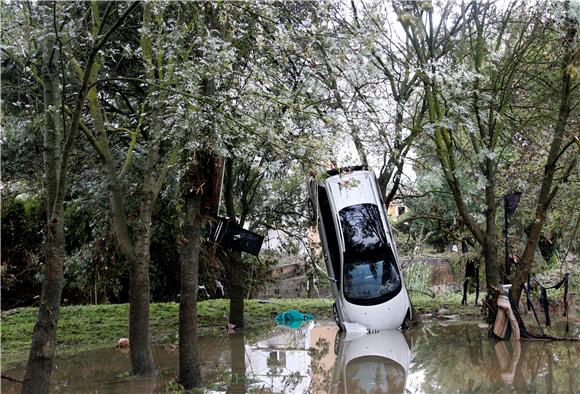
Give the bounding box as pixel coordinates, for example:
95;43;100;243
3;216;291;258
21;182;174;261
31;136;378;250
1;293;481;367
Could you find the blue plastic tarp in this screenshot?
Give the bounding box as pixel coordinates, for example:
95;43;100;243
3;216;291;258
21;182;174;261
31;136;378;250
274;310;315;329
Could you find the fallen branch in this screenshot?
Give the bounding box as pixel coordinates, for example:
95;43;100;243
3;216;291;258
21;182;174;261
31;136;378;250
1;374;23;384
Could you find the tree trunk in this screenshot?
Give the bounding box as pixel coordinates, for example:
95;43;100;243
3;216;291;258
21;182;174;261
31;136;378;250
483;158;500;323
178;191;202;389
227;250;246;328
22;4;65;392
90;93;157;376
223;159;246;328
22;0;140;387
21;221;65;394
128;222;156;376
483;159;500;289
85;44;158;373
509;14;576;306
98;148;156;376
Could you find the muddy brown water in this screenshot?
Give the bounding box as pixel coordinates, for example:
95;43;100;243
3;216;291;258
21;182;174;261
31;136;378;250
2;320;579;393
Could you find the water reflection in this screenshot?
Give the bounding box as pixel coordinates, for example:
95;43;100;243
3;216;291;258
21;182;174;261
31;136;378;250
242;321;320;393
405;322;579;394
227;332;246;394
2;320;578;393
1;346;172;393
494;340;521;385
330;330;410;394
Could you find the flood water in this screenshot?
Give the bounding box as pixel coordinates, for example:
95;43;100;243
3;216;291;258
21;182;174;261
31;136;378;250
2;320;579;393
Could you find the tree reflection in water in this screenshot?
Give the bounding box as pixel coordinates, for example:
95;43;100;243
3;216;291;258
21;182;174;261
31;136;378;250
227;332;246;394
406;322;579;393
2;322;576;393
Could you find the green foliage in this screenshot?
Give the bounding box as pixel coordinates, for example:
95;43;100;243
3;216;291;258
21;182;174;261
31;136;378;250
0;115;43;184
243;253;277;298
0;194;44;309
64;239;127;305
404;261;432;294
161;380;186;394
1;0;577;347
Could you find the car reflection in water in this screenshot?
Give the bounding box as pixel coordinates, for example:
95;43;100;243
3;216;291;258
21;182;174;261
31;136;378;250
330;329;411;394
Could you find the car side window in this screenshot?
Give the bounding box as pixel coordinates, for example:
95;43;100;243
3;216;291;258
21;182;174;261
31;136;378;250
318;186;341;283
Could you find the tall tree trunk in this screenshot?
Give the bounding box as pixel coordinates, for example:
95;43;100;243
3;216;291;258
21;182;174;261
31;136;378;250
89;75;157;376
483;158;499;289
129;219;156;376
22;4;65;392
223;158;246;328
98;149;157;376
21;219;65;394
227;250;245;328
178;171;203;389
23;1;139;389
510;15;576;306
483;158;500;322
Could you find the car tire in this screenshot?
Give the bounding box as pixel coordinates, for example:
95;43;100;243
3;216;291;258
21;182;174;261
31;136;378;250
332;302;341;329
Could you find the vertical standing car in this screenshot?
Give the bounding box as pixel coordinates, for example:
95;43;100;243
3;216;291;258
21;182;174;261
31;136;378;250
308;166;412;331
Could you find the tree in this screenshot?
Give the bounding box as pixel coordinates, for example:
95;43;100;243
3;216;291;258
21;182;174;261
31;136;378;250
69;1;167;375
391;1;573;317
510;5;578;306
9;2;139;392
190;1;334;329
392;0;504;296
21;5;68;391
315;0;423;204
176;3;214;387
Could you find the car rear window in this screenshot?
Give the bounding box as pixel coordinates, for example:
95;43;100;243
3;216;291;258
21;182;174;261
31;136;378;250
339;203;387;260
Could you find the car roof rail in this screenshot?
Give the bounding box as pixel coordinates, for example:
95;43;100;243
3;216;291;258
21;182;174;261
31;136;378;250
325;165;368;177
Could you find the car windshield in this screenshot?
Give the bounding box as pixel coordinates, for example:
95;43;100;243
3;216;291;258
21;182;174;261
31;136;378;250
343;257;401;304
339;203;401;304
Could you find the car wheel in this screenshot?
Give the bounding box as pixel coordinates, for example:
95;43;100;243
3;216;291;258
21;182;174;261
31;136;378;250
332;302;341;328
402;307;412;330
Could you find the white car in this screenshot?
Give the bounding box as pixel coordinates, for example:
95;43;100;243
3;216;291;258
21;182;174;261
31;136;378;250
309;167;412;331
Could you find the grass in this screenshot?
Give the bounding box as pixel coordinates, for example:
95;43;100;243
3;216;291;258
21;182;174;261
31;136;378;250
1;293;479;367
1;298;334;366
411;291;482;318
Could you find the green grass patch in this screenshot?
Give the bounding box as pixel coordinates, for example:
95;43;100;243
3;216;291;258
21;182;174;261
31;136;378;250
1;294;478;368
1;298;334;367
410;291;482;318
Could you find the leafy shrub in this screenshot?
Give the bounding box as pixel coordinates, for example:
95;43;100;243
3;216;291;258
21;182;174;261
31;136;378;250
404;260;432;294
1;194;44;309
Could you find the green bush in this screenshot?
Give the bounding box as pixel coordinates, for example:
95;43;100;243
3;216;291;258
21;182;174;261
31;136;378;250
1;194;44;309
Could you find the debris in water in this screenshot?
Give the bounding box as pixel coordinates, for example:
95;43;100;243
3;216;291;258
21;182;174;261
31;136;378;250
274;310;314;329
